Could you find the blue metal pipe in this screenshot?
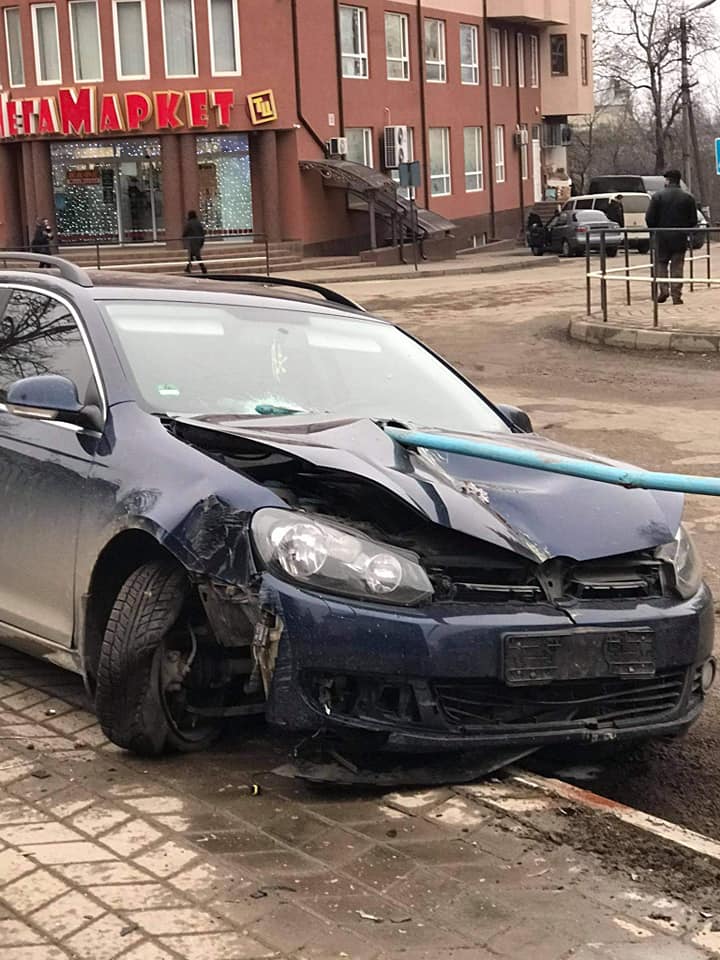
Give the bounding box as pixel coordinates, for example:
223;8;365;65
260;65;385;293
385;428;720;497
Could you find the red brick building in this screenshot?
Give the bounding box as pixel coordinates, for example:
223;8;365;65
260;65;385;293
0;0;593;253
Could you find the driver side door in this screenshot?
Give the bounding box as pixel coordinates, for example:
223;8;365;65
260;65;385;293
0;286;100;648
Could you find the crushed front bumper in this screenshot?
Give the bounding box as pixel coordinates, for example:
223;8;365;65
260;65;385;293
261;576;715;752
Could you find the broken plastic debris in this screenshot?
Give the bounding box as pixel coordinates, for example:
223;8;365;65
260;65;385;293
356;910;384;923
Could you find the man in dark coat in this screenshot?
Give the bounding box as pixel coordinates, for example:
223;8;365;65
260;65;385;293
182;210;207;275
645;169;698;305
30;218;53;268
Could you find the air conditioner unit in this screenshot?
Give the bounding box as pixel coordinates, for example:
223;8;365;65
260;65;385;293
383;125;409;169
326;137;348;158
513;127;529;147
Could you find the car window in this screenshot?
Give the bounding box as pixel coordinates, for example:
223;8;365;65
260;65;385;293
100;299;511;435
575;198;593;209
562;201;575;211
620;195;650;214
0;289;95;403
575;211;609;222
554;214;568;226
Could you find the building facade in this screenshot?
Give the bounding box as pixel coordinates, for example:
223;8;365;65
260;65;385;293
0;0;593;253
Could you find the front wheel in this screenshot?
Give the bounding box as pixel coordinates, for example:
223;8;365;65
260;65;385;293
531;246;544;257
95;561;224;756
606;247;618;258
637;241;650;255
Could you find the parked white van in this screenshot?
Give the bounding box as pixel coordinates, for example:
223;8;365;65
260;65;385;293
561;193;651;253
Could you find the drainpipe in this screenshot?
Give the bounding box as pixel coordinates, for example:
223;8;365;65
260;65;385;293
291;0;327;152
515;32;525;232
482;0;496;239
415;0;431;208
333;1;346;136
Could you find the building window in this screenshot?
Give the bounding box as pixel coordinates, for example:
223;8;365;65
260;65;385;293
490;28;501;86
494;125;505;184
424;19;446;83
209;0;241;76
516;33;525;88
581;33;589;86
502;30;510;86
385;12;409;81
464;127;483;192
162;0;197;77
346;127;373;167
32;4;61;84
113;0;149;79
550;34;568;76
429;127;451;196
520;123;529;180
340;6;368;79
4;8;25;87
530;35;539;87
69;2;102;82
460;24;479;85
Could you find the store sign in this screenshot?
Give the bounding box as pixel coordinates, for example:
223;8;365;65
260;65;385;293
0;87;239;139
247;90;278;126
66;167;100;186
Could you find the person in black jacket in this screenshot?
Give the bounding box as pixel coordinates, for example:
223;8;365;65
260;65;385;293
30;218;53;267
182;210;207;275
645;169;698;305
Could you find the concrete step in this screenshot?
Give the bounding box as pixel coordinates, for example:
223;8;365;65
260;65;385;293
61;240;302;268
100;253;304;275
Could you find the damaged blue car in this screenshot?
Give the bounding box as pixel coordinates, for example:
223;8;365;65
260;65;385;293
0;255;714;757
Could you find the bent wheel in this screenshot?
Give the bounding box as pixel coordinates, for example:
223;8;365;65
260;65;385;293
95;561;223;756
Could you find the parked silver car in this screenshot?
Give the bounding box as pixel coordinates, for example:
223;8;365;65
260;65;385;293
543;209;622;258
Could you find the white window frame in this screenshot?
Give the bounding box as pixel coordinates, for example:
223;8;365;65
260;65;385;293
340;5;368;79
464;126;484;193
161;0;198;79
516;33;525;88
69;1;103;83
112;0;150;80
530;34;539;87
385;11;409;81
208;0;242;76
31;3;62;85
460;24;479;85
345;127;373;167
424;18;446;83
429;126;451;197
502;29;510;86
494;125;506;184
4;7;25;88
520;124;529;180
490;28;501;87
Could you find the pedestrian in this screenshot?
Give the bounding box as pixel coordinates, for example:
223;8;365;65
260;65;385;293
30;217;53;267
645;169;698;305
182;210;207;275
607;194;624;227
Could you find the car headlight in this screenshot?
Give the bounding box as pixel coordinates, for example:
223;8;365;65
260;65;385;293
657;524;703;600
251;508;433;606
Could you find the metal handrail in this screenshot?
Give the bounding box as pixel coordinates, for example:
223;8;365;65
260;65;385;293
585;226;713;327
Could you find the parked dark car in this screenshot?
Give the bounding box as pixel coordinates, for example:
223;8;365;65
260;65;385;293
541;209;623;258
0;255;714;757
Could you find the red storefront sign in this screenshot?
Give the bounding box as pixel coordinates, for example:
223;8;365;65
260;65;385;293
0;87;240;139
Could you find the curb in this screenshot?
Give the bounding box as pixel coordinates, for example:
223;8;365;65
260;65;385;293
569;316;720;354
272;255;561;286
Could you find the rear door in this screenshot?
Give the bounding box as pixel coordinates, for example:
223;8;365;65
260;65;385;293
0;286;102;646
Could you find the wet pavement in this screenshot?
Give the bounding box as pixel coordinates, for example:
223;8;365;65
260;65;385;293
3;256;720;957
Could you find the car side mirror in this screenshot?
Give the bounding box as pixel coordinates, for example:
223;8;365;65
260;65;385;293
497;403;533;433
6;374;103;432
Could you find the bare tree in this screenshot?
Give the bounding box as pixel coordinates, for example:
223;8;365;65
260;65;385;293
594;0;718;174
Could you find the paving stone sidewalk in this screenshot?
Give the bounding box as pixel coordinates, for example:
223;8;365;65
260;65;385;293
0;655;717;960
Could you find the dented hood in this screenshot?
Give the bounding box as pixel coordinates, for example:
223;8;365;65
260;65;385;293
178;415;683;563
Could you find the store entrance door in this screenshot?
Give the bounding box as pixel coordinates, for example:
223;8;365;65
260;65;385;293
118;159;163;243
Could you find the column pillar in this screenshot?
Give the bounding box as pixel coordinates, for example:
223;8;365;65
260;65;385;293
160;134;184;248
31;141;55;241
0;146;23;249
277;131;303;243
179;133;199;226
256;131;281;242
20;141;36;248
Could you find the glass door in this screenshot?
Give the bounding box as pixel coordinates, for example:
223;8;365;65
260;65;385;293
117;159;163;243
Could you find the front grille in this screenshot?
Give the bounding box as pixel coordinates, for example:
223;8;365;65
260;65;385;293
434;669;687;729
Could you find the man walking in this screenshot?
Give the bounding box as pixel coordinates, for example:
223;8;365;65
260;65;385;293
645;169;698;305
182;210;207;275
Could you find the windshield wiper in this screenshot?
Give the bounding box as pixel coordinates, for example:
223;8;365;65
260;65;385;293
254;403;307;416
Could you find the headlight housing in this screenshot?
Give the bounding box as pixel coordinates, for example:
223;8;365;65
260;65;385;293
657;525;703;600
251;508;433;606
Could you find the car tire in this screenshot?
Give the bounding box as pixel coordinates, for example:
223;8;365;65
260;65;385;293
606;247;618;258
95;560;223;756
531;246;544;257
561;240;572;258
637;241;650;255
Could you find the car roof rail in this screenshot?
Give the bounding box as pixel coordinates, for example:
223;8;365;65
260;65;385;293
0;252;93;288
204;273;366;312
